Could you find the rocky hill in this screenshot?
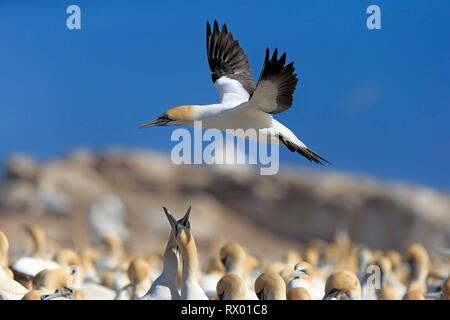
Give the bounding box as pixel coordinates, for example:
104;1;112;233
1;149;449;260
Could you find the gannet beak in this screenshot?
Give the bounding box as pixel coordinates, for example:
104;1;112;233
179;205;192;230
139;114;172;128
163;207;178;235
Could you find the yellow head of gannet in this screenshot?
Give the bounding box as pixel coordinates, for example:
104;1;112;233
303;247;319;267
220;242;246;276
32;268;75;299
287;287;311;300
54;249;82;267
216;274;247;300
141;206;192;300
101;234;125;270
118;257;150;300
254;272;286;300
283;250;302;266
164;206;207;300
127;258;150;286
0;231;13;279
80;247;100;280
402;289;425;300
323;270;361;300
405;243;429;293
139;106;197;128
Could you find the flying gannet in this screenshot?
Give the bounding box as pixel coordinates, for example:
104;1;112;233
140;20;329;165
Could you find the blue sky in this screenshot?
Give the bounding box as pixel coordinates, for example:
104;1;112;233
0;1;449;190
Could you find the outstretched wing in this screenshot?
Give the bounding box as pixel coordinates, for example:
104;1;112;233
207;20;256;104
248;48;299;114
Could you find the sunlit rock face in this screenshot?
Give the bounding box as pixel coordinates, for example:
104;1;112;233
0;149;449;257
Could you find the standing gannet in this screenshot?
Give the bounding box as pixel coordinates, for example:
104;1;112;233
404;244;429;294
220;242;246;277
12;226;61;280
254;272;286;300
216;274;247;300
219;242;258;300
323;270;361;300
140;20;329;165
32;268;76;300
141;206;191;300
163;207;208;300
115;257;150;299
79;247;100;282
287;262;325;300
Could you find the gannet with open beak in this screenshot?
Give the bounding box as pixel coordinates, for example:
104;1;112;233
141;206;192;300
12;225;61;279
163;207;208;300
140;20;329;165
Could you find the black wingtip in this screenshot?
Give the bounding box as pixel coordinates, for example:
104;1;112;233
272;48;278;60
279;135;330;165
305;147;331;165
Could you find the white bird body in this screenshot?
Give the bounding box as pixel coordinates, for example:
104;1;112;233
141;254;179;300
12;256;60;278
80;282;117;300
201;271;222;298
0;268;28;300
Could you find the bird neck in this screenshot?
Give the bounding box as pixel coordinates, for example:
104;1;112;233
180;237;201;282
226;263;244;278
161;236;179;279
187;104;229;121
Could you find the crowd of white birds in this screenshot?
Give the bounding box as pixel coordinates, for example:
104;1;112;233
0;206;449;300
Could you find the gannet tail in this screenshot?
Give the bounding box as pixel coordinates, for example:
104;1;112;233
278;134;330;165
